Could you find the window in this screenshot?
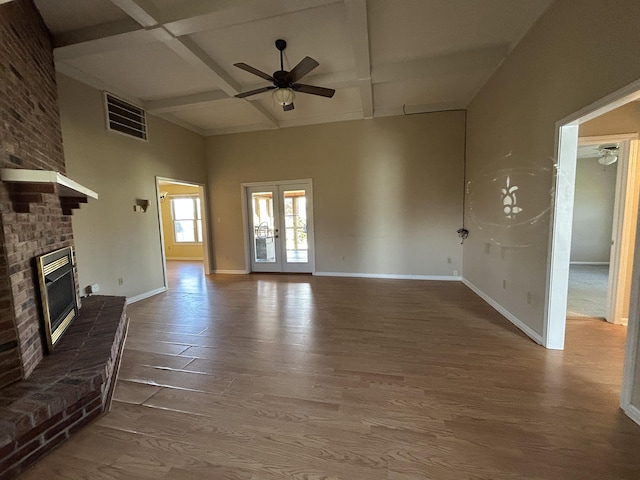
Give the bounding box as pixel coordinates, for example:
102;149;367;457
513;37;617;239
170;196;202;243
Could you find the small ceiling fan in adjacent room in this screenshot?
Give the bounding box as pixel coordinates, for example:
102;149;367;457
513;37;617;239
598;143;620;166
233;39;335;111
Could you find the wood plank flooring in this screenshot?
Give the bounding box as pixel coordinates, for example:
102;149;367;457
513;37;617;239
19;261;640;479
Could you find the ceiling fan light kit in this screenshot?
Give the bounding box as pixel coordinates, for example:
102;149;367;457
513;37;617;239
598;143;620;166
234;39;335;112
273;87;294;106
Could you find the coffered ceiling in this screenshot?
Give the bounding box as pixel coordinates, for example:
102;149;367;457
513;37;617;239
33;0;552;136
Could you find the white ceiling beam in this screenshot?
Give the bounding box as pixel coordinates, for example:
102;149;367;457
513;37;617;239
109;0;160;27
101;0;280;129
371;44;510;85
356;79;373;120
345;0;373;118
204;123;278;137
374;101;467;119
161;0;340;37
163;36;241;97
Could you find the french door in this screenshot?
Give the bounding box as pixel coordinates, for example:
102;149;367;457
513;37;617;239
246;181;314;273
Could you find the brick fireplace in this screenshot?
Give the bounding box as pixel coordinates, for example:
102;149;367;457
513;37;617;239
0;2;129;477
0;0;72;388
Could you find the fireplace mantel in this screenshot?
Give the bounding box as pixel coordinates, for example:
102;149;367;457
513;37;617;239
0;168;98;214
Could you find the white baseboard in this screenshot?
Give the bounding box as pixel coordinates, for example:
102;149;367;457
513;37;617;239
314;271;462;281
624;403;640;427
462;278;543;345
126;286;167;304
213;269;248;274
166;257;204;261
569;261;610;265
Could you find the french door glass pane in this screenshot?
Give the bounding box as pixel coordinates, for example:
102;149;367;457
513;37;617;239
283;190;308;263
251;192;276;263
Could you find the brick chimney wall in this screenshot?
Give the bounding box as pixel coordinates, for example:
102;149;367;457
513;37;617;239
0;0;74;388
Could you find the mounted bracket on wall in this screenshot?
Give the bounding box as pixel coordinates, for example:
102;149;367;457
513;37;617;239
134;198;150;213
457;228;469;244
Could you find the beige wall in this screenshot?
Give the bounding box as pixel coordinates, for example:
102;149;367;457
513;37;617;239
57;74;207;299
160;183;204;260
206;112;465;275
464;0;640;408
570;158;616;263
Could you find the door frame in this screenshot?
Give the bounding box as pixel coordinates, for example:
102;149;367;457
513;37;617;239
155;177;212;290
241;179;316;274
577;135;637;325
545;77;640;419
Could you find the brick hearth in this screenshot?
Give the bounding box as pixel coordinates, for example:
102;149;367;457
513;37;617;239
0;296;128;479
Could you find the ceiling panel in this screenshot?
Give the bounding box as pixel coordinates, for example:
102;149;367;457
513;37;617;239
66;42;219;101
368;0;552;66
189;2;355;87
36;0;554;135
34;0;129;34
373;71;495;113
170;99;269;131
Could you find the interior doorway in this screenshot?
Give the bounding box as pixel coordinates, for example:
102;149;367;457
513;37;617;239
546;79;640;419
156;177;211;290
568;135;637;325
242;180;315;273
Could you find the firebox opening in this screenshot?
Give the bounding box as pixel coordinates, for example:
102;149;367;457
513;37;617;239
36;246;79;353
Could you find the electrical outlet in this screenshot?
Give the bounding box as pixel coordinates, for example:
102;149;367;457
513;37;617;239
118;277;123;286
527;291;532;304
503;279;507;289
453;270;459;276
447;257;452;264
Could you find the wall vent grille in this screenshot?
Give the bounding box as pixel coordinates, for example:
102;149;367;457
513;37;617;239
104;93;147;141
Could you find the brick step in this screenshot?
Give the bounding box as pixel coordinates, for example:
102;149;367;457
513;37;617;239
0;296;128;479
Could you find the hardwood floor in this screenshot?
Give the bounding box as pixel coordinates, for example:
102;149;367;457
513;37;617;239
19;261;640;479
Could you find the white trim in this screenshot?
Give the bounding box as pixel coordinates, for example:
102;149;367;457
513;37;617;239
314;272;462;281
544;124;579;349
463;279;543;345
213;269;249;274
623;404;640;427
166;257;204;261
242;178;314;187
126;286;167;304
155;176;213;288
569;261;610;265
545;78;640;423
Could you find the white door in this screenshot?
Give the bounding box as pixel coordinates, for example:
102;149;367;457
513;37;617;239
247;181;314;273
606;139;638;325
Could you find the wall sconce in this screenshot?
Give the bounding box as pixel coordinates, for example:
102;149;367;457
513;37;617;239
134;199;149;213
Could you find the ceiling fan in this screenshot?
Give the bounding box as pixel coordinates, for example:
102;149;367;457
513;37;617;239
233;39;335;111
598;143;619;166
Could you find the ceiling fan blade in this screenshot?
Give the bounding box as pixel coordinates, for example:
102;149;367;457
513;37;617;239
235;86;275;98
286;56;319;83
233;63;274;82
283;103;295;111
292;83;335;98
